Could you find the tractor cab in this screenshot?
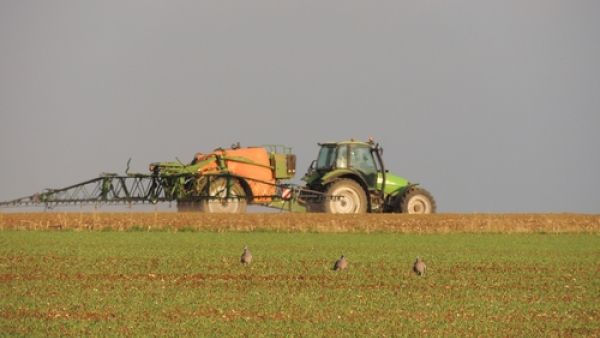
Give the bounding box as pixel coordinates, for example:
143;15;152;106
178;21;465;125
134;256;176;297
310;140;383;190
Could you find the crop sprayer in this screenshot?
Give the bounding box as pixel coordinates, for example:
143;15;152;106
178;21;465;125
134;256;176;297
0;139;436;214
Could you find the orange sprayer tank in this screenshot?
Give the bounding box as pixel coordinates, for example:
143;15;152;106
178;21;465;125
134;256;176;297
193;146;294;203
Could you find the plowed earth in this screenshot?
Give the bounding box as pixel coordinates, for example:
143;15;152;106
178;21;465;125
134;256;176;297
0;212;598;232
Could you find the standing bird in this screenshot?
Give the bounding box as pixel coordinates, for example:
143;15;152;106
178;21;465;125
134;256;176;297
333;255;348;271
240;246;252;265
413;256;426;276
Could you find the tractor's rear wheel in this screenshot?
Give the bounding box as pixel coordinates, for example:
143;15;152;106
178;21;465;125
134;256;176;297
199;177;247;213
398;187;436;214
322;179;367;214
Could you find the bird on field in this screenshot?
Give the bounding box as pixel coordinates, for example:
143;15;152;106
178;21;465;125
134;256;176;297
240;245;252;265
333;255;348;271
413;256;426;276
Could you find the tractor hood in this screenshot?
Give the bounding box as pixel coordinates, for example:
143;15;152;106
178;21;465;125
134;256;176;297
379;172;410;195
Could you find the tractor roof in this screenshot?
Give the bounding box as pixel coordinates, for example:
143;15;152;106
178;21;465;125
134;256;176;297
318;140;374;147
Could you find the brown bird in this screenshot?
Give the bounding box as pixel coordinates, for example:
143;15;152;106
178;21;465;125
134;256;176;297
333;255;348;271
413;256;426;276
240;245;252;265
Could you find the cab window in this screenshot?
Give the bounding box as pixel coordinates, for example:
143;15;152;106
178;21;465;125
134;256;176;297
350;146;376;172
351;146;377;187
336;145;348;168
316;146;336;170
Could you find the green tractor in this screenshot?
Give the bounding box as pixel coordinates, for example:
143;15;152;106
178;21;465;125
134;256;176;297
302;139;436;214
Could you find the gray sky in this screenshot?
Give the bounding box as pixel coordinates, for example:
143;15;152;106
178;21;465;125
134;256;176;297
1;1;599;213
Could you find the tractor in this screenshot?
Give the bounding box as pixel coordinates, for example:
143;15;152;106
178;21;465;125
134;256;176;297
302;139;436;214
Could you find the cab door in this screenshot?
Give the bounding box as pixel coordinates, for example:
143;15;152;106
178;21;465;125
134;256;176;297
349;145;378;189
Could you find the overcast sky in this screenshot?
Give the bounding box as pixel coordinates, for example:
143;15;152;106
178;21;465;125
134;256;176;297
0;1;598;213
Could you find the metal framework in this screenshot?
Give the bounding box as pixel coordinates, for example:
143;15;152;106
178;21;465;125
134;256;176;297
0;174;171;208
0;173;333;210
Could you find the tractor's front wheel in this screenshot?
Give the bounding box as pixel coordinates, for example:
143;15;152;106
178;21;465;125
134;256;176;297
322;179;367;214
199;177;247;213
398;187;436;214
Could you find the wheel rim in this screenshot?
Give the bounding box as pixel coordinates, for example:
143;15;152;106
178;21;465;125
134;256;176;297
329;187;361;213
205;179;244;213
407;194;432;214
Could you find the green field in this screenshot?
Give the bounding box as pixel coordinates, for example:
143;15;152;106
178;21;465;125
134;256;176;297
1;231;599;336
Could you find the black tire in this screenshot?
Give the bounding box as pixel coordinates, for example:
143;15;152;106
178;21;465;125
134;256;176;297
398;187;436;214
321;179;368;214
199;177;247;213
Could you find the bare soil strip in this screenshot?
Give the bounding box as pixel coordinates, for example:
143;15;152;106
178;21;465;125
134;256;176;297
0;212;598;232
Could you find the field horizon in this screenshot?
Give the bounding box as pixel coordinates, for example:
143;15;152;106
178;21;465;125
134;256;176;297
1;212;599;233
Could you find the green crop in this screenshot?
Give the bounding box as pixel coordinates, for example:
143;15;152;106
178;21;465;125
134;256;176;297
0;231;598;336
